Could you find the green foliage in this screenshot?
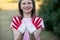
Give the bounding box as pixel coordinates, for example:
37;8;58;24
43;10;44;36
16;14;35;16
38;0;60;36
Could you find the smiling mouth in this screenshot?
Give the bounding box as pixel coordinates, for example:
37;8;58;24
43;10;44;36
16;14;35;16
24;7;31;10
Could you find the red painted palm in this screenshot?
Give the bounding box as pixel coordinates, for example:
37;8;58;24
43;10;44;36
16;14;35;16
32;16;42;29
11;16;26;33
12;16;22;30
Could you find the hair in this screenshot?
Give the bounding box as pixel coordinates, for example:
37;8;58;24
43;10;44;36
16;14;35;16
18;0;36;19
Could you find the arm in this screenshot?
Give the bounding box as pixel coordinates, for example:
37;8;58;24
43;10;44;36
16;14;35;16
12;28;24;40
34;28;42;40
29;33;36;40
29;28;41;40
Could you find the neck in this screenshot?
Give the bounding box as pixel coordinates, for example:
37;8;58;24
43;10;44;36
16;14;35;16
23;12;31;18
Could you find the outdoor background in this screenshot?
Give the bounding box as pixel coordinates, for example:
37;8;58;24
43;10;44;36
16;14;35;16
0;0;60;40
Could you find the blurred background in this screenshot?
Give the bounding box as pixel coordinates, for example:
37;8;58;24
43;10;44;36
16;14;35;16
0;0;60;40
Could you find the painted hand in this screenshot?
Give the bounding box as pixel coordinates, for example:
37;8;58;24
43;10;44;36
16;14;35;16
12;16;26;34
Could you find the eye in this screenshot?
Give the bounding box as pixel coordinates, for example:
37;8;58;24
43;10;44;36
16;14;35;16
28;2;32;4
22;3;26;5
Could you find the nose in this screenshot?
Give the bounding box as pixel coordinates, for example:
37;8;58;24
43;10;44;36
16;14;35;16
25;3;29;7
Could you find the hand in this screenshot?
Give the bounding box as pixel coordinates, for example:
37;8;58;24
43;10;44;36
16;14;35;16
12;16;22;30
26;16;43;34
32;16;42;29
12;16;26;34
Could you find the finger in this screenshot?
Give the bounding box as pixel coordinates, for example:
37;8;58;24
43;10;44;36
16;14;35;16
14;17;19;24
18;16;22;24
36;19;42;26
12;20;18;27
32;16;36;23
37;25;42;29
12;25;17;30
35;17;40;25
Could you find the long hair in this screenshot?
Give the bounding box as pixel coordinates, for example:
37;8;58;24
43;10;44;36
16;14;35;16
18;0;36;19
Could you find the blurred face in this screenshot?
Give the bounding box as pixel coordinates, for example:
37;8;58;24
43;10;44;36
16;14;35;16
21;0;33;13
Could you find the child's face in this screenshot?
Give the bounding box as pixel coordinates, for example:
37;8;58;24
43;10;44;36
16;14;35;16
21;0;33;13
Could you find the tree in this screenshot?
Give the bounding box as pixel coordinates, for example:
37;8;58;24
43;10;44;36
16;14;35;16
38;0;60;36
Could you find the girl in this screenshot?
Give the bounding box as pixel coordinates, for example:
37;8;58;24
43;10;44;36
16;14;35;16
10;0;44;40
